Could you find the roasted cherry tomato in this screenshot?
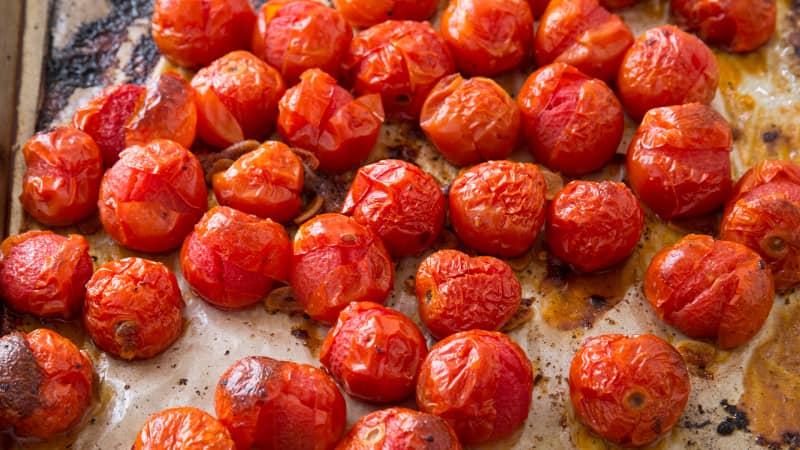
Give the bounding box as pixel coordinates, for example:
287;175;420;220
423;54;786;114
0;329;93;439
320;301;427;403
627;103;732;220
341;159;444;257
547;181;644;272
332;0;438;28
569;334;691;447
215;356;346;450
721;160;800;291
345;20;455;120
84;257;184;360
449;160;547;258
335;407;462;450
420;74;520;167
416;330;533;444
151;0;255;68
20;127;103;227
211;141;304;223
124;71;197;150
518;63;623;175
0;231;92;319
618;25;719;120
277;69;384;173
289;213;394;324
133;407;235;450
191;50;286;148
671;0;776;52
99;139;207;253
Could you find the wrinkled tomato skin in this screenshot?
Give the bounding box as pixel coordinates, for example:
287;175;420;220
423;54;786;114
20;127;103;227
278;69;385;173
518;63;623;175
215;357;346;450
212;141;304;223
333;0;438;28
617;25;719;120
547;181;644;272
449;160;547;258
671;0;776;52
335;407;462;450
569;334;690;447
124;72;197;150
420;74;520;167
416;330;533;444
627;103;732;220
132;407;236;450
319;302;428;403
289;213;394;324
341;159;445;257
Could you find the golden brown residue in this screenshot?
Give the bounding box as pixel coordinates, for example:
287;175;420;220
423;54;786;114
289;318;327;358
674;340;717;379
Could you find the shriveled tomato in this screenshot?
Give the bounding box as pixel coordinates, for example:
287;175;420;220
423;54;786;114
124;71;197;150
341;159;444;257
627;103;732;220
420;74;520;167
215;356;346;450
417;330;533;444
277;69;384;173
333;0;438;28
132;407;235;450
289;213;394;324
19;127;103;227
345;20;455;120
518;63;623;175
672;0;776;52
618;25;719;120
336;407;462;450
569;334;691;447
449;160;547;258
212;141;303;223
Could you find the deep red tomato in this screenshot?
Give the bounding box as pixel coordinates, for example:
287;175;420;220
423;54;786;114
124;71;197;151
527;0;549;18
277;69;384;173
215;356;346;450
335;407;462;450
341;159;444;257
627;103;732;220
518;63;623;176
133;407;235;450
289;213;394;324
420;74;520;167
618;25;719;120
416;330;533;444
448;160;547;258
20;126;103;227
569;334;691;447
333;0;438;28
672;0;776;52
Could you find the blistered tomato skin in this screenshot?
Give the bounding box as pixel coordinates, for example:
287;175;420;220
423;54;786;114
569;334;691;447
341;159;445;257
132;407;235;450
627;103;732;220
335;407;462;450
124;71;197;150
333;0;438;28
671;0;776;52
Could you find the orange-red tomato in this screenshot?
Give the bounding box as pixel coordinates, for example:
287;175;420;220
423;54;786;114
448;160;547;258
289;213;394;324
211;141;304;223
627;103;732;220
124;72;197;150
420;74;520;167
215;356;346;450
151;0;255;68
335;407;462;450
671;0;776;52
345;20;455;120
416;330;533;444
518;63;623;175
341;159;444;257
132;407;235;450
20;127;103;227
319;301;427;403
332;0;438;28
617;25;719;120
191;50;286;148
277;69;384;173
569;334;691;447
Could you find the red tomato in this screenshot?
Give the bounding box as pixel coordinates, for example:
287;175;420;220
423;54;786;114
151;0;255;68
341;159;444;257
569;334;691;447
215;356;346;450
618;25;719;120
277;69;384;173
518;63;623;175
416;330;533;444
20;127;104;227
319;302;427;403
335;407;462;450
333;0;438;28
671;0;776;52
124;72;197;150
627;103;732;220
289;213;394;324
448;160;547;258
527;0;549;18
211;141;304;223
132;407;235;450
420;74;520;167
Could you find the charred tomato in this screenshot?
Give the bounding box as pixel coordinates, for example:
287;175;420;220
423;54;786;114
333;0;438;28
671;0;776;52
132;407;235;450
335;407;462;450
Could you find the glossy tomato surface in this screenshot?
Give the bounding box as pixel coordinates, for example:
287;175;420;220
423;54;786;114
671;0;776;52
124;71;197;150
335;407;462;450
333;0;438;28
132;407;235;450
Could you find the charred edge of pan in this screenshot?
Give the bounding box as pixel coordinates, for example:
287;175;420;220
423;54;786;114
123;31;160;85
0;332;44;418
